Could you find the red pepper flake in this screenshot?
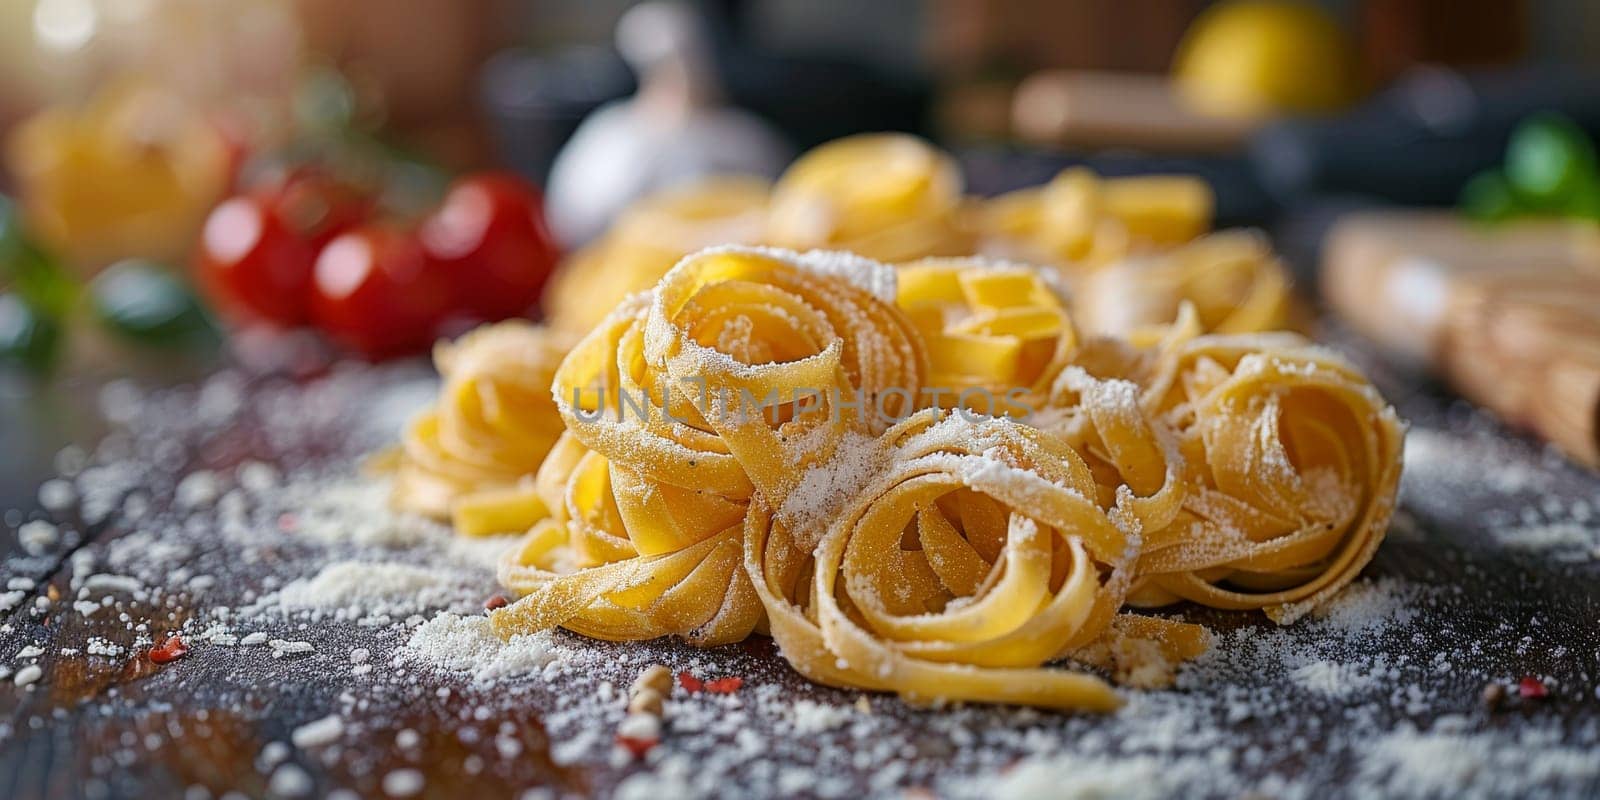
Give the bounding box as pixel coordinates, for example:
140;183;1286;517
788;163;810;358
677;671;704;692
704;676;744;694
149;636;189;665
484;594;508;611
1518;675;1548;699
277;513;299;532
615;734;658;758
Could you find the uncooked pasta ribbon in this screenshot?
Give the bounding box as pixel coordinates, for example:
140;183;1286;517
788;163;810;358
542;134;1290;341
494;246;927;645
1074;230;1295;340
390;321;573;535
750;377;1210;711
766;133;973;262
896;257;1077;414
407;241;1410;713
1126;334;1406;622
979;167;1213;269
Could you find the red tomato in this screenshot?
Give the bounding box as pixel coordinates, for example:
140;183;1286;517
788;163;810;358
194;195;318;325
311;225;454;359
194;170;372;326
419;172;558;320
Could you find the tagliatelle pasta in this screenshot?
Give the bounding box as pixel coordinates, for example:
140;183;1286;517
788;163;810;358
1121;331;1407;622
399;224;1402;711
896;257;1077;414
980;167;1214;269
766;133;973;262
546;134;1287;340
1073;231;1297;339
493;247;927;645
389;321;574;534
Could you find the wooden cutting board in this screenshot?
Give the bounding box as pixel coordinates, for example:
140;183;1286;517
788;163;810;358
1323;210;1600;466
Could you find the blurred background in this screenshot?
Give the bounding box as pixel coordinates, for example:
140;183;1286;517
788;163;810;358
5;0;1600;495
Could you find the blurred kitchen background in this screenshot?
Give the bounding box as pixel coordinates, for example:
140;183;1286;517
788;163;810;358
5;0;1600;501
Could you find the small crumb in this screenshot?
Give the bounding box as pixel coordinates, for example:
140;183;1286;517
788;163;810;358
1481;682;1506;710
291;714;344;749
18;520;59;555
381;768;424;797
268;640;314;658
628;687;665;716
268;763;313;798
39;479;76;511
13;664;43;688
632;664;673;697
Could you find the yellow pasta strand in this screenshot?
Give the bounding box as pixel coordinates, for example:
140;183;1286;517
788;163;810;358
391;220;1404;712
979;167;1213;269
494;247;927;645
391;321;574;525
896;257;1077;413
1074;230;1296;339
766;133;973;262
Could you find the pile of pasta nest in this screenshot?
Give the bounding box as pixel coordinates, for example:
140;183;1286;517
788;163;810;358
385;134;1405;713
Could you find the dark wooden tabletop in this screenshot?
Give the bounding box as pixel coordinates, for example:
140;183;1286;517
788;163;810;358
0;325;1597;800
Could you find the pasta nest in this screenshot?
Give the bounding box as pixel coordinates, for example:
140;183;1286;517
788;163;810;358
1122;329;1407;622
896;257;1078;414
766;133;973;262
979;167;1213;270
391;321;574;522
1072;230;1296;340
749;385;1208;711
496;247;927;645
458;245;1404;712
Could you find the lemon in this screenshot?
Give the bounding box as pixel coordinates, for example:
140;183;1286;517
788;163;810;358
1174;0;1359;119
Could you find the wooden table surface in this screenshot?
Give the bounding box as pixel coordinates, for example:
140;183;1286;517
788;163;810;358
0;326;1597;800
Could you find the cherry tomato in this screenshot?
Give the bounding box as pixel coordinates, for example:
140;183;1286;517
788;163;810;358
193;170;372;326
194;194;317;325
311;225;454;359
419;172;558;320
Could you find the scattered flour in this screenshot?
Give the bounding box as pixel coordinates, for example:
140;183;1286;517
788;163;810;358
401;613;566;684
1356;719;1600;798
268;561;474;620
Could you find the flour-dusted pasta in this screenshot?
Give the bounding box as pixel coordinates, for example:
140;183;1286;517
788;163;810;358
766;133;973;262
494;247;927;646
390;321;574;535
398;238;1399;712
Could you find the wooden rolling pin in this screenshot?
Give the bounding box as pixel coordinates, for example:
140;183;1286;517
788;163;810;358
1012;71;1260;153
1323;210;1600;466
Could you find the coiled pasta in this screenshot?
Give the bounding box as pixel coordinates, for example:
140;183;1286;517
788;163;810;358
1073;230;1296;339
1125;332;1407;622
494;247;927;645
980;167;1213;270
895;257;1078;414
402;237;1401;712
766;133;973;262
390;321;574;534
